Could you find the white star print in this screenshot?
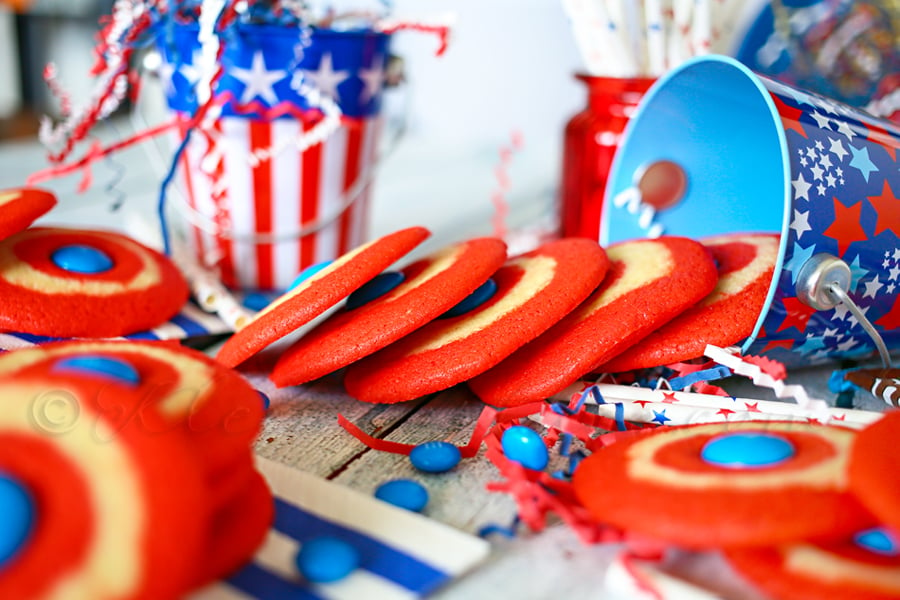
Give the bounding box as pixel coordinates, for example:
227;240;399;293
806;147;818;160
792;173;812;201
790;209;812;238
891;265;900;281
846;305;869;328
824;327;839;337
810;111;831;129
810;163;824;181
832;303;851;321
863;276;883;298
825;173;836;187
819;153;832;170
230;51;287;105
799;156;808;167
836;338;858;352
303;53;350;101
835;119;856;140
893;248;900;261
159;59;177;95
178;57;201;88
829;138;848;161
357;55;385;104
816;182;826;196
888;282;897;294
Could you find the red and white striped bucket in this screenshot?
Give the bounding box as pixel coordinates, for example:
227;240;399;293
161;23;390;291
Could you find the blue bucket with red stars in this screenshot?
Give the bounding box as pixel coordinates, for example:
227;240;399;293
601;55;900;368
157;22;390;291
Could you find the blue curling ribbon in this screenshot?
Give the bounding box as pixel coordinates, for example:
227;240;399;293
668;365;733;390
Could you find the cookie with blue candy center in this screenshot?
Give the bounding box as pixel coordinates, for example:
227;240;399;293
572;421;876;549
216;226;429;368
271;237;507;387
343;238;610;403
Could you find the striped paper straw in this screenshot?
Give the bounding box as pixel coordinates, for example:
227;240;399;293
550;382;883;428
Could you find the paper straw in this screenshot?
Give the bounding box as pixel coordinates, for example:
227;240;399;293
642;0;666;76
550;382;883;428
690;0;712;55
668;0;693;67
595;0;641;76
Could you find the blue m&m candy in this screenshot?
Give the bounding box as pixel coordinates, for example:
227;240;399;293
51;244;114;274
0;474;35;567
409;441;461;473
295;536;360;583
374;479;429;512
854;527;899;556
53;355;140;385
701;432;795;469
345;272;405;310
441;278;498;318
501;425;549;471
288;260;333;290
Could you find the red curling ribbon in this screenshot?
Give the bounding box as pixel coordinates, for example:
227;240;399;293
337;405;500;459
27;118;180;186
378;22;451;56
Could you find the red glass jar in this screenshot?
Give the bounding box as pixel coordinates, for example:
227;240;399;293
560;75;656;240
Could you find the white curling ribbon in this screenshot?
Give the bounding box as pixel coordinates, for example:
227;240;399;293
704;344;833;419
196;0;227;105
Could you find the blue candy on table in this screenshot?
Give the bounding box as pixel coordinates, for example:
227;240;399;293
501;425;549;471
409;441;461;473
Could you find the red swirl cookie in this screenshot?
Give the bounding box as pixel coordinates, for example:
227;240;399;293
0;227;189;337
469;237;717;407
271;237;507;387
726;529;900;600
0;188;56;241
600;232;779;372
0;377;210;600
0;339;265;478
216;226;430;368
342;238;610;403
572;421;875;549
849;411;900;532
195;468;274;586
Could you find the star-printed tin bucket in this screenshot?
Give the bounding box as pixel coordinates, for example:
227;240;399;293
601;55;899;368
158;22;390;291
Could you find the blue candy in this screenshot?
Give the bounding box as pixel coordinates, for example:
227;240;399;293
701;432;795;468
501;425;549;471
0;474;34;567
854;527;899;556
441;278;497;318
257;390;271;411
53;355;140;385
295;536;360;583
51;244;114;274
409;441;461;473
345;271;405;310
288;260;333;290
241;291;274;311
374;479;429;512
